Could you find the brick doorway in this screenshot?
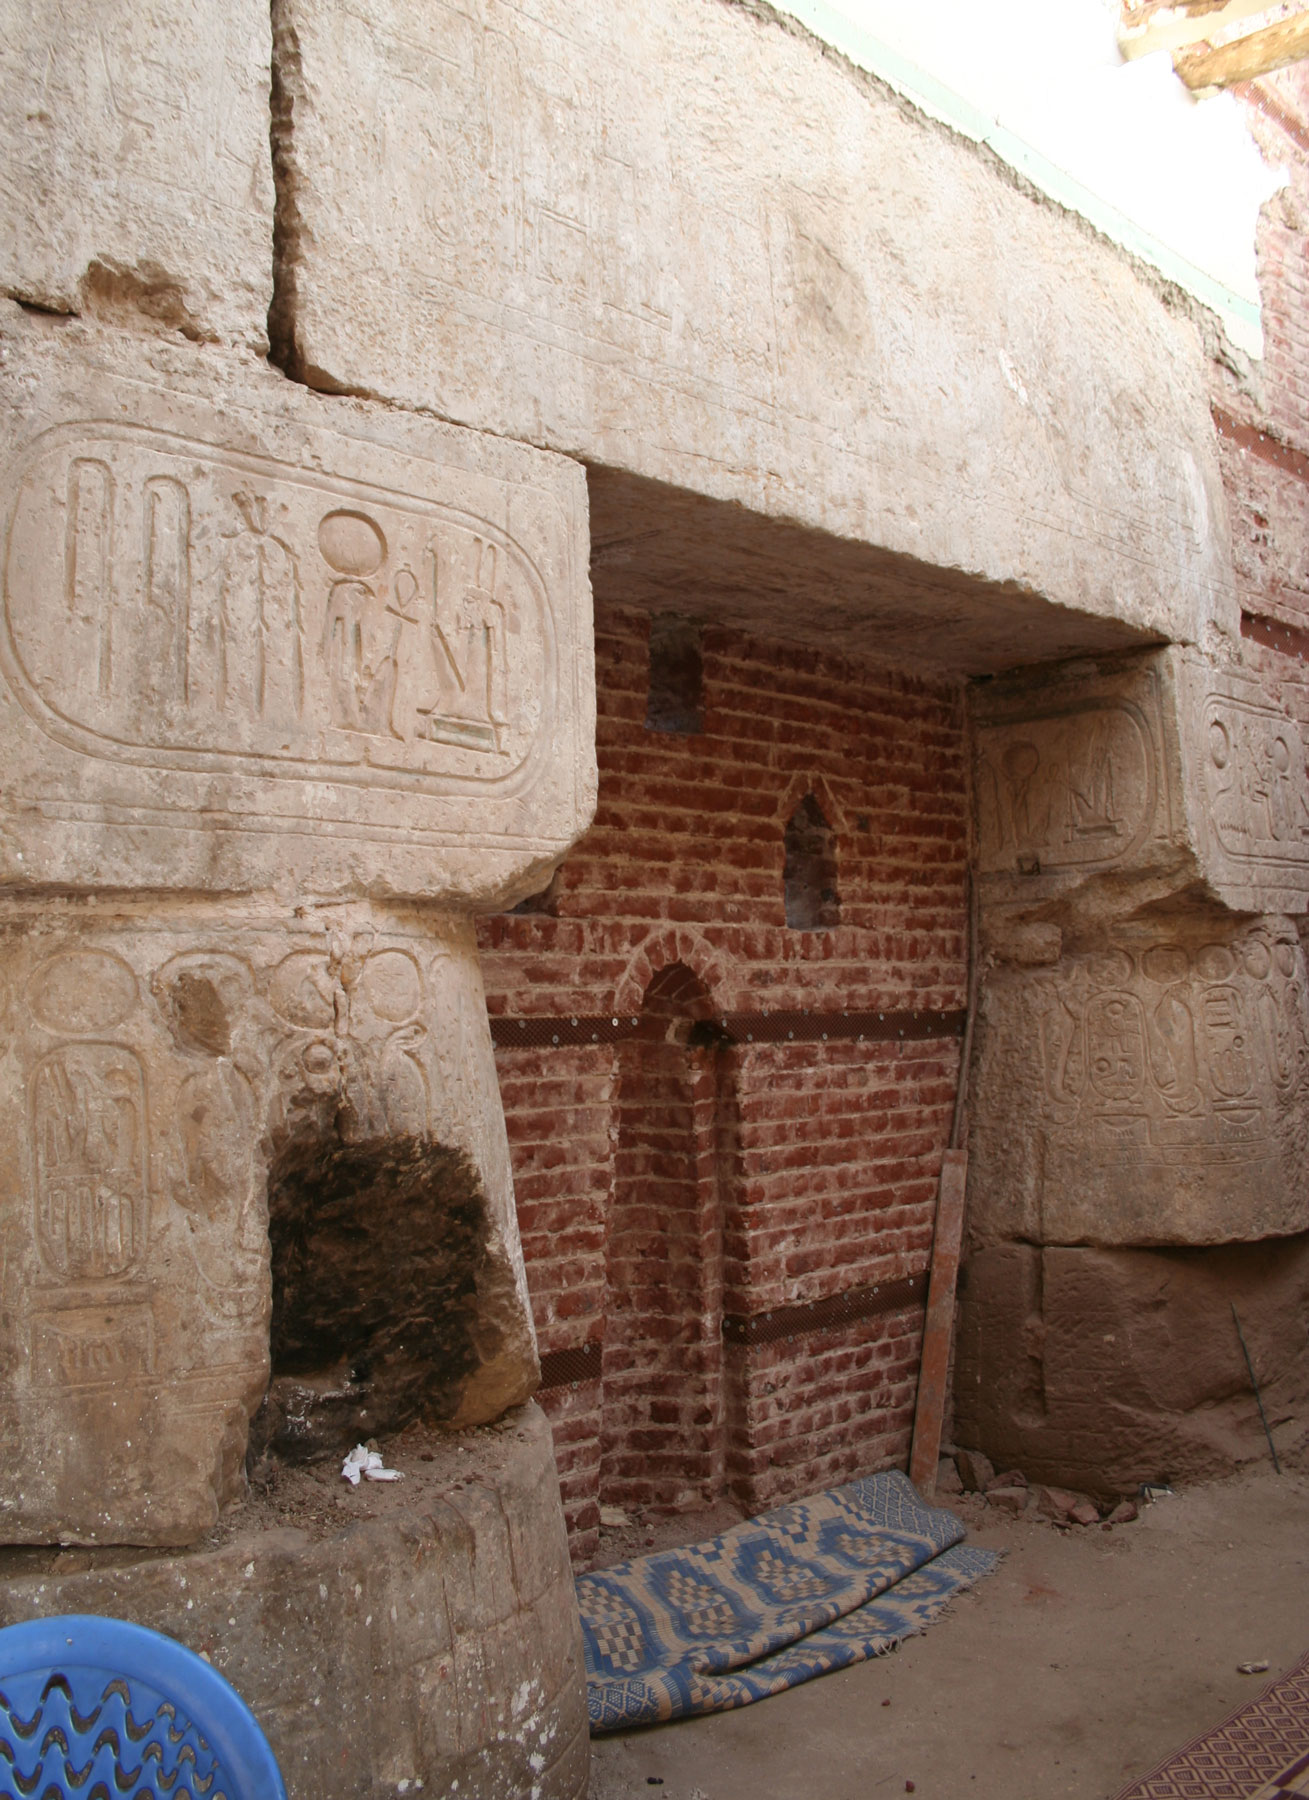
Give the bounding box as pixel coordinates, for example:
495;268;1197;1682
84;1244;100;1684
598;962;732;1513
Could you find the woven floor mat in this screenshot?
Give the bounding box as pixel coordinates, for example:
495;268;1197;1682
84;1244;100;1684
578;1469;997;1733
1115;1651;1309;1799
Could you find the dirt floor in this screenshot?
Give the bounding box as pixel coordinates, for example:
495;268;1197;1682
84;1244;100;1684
587;1463;1309;1800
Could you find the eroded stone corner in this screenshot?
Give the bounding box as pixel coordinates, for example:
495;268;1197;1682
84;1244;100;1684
0;898;540;1546
961;640;1309;1488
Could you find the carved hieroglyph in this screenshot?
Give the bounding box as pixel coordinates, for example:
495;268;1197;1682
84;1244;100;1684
1179;658;1309;912
970;918;1309;1248
0;899;536;1547
0;0;273;347
0;317;596;903
970;647;1309;1250
976;683;1165;882
974;647;1309;917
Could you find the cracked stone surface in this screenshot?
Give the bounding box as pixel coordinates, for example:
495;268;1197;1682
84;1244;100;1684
267;0;1236;667
0;0;274;348
0;1403;590;1800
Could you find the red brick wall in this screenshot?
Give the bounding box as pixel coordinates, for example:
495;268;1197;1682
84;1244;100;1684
1218;71;1309;735
489;1041;613;1542
477;602;967;1561
1239;70;1309;453
600;968;726;1514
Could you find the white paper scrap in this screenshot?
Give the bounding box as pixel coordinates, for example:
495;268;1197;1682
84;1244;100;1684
341;1444;404;1485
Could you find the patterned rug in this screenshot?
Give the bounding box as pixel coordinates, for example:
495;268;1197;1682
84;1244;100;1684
1114;1651;1309;1799
578;1470;997;1733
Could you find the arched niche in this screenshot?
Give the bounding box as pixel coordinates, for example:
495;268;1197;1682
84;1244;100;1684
784;793;840;929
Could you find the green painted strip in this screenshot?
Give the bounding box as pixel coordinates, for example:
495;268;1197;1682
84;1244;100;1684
778;0;999;138
772;0;1262;342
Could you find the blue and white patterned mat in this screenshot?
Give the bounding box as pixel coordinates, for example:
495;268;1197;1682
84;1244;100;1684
579;1469;998;1733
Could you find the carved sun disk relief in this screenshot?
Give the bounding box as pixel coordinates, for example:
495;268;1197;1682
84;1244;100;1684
319;509;387;576
1243;941;1273;981
269;951;336;1030
356;948;423;1023
150;951;253;1056
1141;945;1188;986
1195;943;1236;982
1088;948;1134;988
28;949;139;1035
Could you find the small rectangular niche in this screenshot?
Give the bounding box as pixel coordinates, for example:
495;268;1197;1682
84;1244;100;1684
646;612;703;734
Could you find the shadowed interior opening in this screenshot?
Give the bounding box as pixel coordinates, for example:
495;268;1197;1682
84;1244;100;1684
784;793;841;929
646;612;704;734
250;1133;494;1467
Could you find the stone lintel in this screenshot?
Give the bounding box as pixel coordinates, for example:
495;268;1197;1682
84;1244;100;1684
272;0;1237;654
0;0;274;348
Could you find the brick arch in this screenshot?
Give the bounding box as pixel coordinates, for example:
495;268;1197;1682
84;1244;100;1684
601;945;732;1514
612;929;732;1018
774;770;847;836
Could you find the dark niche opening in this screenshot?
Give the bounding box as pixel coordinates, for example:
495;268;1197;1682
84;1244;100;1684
646;612;703;734
249;1133;494;1467
784;793;841;929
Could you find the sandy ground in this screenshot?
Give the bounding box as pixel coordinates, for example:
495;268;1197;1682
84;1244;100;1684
587;1464;1309;1800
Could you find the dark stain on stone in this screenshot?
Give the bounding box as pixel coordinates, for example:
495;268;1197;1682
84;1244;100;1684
166;971;232;1057
251;1133;491;1465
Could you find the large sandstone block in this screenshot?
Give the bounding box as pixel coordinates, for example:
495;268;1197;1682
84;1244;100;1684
0;1;273;347
0;311;595;905
270;0;1234;657
0;897;538;1546
955;1241;1309;1497
969;915;1309;1249
975;647;1309;921
970;647;1309;1251
0;1405;590;1800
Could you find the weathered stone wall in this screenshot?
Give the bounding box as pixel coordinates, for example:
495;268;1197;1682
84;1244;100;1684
0;315;595;904
1;0;274;348
949;69;1309;1498
956;1239;1309;1499
957;633;1309;1488
0;229;594;1791
0;305;597;1546
267;0;1235;665
0;1403;590;1800
4;0;1306;1720
0;892;550;1546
